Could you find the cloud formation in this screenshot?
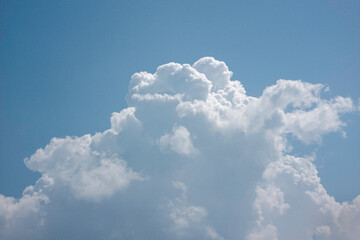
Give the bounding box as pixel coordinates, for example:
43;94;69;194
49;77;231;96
0;57;358;239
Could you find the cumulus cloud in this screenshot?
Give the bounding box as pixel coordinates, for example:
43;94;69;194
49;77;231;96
110;107;141;134
0;57;358;239
167;181;224;240
158;125;197;156
0;175;53;239
168;181;207;230
252;155;360;240
24;134;143;202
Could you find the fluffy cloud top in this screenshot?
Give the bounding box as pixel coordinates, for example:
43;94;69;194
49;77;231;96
0;57;358;240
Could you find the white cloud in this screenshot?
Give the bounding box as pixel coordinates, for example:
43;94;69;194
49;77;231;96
168;181;207;230
24;134;143;202
0;175;53;239
316;225;331;236
284;96;354;143
71;157;142;201
193;57;232;91
247;224;278;240
0;57;358;239
254;185;290;225
158;125;197;156
167;181;224;240
129;62;212;102
206;226;224;240
252;155;360;240
110;107;141;134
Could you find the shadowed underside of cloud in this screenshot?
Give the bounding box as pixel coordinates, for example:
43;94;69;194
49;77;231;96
0;57;359;240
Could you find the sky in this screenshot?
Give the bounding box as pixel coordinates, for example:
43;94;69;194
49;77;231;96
0;0;359;239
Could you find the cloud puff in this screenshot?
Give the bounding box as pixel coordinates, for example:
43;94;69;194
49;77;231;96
158;125;197;156
0;175;53;239
252;155;360;240
0;57;358;239
24;134;143;202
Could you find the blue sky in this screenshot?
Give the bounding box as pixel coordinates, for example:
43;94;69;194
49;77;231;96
0;1;359;239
